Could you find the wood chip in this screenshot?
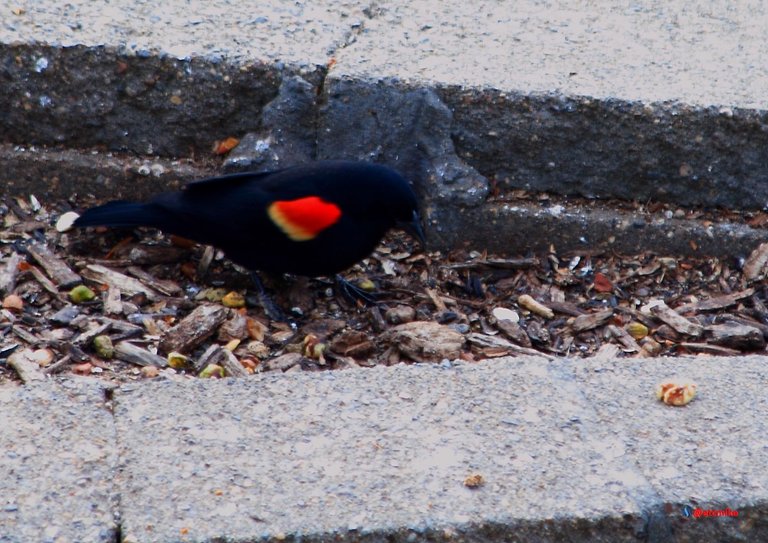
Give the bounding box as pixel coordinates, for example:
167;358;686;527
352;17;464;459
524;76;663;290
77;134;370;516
744;242;768;281
385;321;464;361
197;245;216;278
571;309;614;333
677;342;741;356
26;243;82;288
159;304;230;354
8;348;46;383
329;330;374;357
43;354;73;375
446;257;537;270
723;314;768;339
589;343;622;362
218;348;249;378
466;332;554;359
705;322;766;351
127;245;189;265
674;288;755;314
218;311;250;342
192;344;222;373
103;286;123;315
114;341;168;367
81;264;161;300
495;319;532;347
425;288;448;312
262;352;303;372
126;266;182;296
0;252;22;295
73;322;112;346
191;343;248;376
11;326;42;345
605;324;641;353
750;294;768;321
25;264;61;296
649;302;704;337
546;300;586;317
98;317;144;337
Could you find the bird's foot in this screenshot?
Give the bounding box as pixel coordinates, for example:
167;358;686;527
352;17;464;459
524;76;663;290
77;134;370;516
335;275;379;305
250;272;291;323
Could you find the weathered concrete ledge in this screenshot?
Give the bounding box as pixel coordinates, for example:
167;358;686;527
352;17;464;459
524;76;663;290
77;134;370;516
2;41;768;211
2;143;765;259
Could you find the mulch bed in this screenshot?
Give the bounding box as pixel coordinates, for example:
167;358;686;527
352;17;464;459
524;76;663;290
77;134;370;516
2;195;768;385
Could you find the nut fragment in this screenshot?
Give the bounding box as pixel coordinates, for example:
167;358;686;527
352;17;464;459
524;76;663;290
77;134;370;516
140;366;160;378
517;294;554;319
2;294;23;312
491;307;519;323
656;381;697;406
303;334;326;364
463;474;485;488
55;211;80;232
31;348;54;367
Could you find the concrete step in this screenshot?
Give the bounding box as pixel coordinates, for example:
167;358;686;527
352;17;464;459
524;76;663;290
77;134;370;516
2;356;765;542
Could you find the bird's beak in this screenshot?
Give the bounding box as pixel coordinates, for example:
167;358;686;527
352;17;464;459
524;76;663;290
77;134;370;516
398;209;426;249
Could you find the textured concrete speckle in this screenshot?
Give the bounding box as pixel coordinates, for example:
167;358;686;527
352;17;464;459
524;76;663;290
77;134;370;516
114;359;654;541
332;1;768;109
0;380;117;543
1;0;366;65
3;356;768;541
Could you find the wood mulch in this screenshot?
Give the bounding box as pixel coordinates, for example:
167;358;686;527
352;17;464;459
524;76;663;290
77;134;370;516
2;195;768;385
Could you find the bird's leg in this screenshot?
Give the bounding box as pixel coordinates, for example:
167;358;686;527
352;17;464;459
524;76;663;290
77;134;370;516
334;274;378;305
250;272;289;322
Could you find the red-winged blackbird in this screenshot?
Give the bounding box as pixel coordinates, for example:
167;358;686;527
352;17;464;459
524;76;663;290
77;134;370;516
70;161;424;277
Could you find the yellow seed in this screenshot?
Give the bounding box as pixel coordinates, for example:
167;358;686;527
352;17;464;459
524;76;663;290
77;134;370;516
358;278;376;292
69;285;96;303
224;339;241;352
626;321;649;340
93;335;114;359
167;352;190;370
199;364;225;378
197;287;227;302
221;291;246;308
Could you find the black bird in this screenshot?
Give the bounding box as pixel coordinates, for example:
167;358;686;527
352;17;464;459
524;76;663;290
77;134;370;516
68;160;424;279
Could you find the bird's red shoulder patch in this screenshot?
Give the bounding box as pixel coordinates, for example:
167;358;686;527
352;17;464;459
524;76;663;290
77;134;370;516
267;196;342;241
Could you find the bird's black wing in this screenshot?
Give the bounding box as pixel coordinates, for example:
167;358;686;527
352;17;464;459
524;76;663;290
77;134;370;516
182;169;282;194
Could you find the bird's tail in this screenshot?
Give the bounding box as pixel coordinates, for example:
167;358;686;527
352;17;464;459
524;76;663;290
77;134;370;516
73;201;163;229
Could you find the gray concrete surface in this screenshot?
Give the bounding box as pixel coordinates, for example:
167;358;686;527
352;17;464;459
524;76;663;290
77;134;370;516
0;380;117;543
1;356;766;542
1;0;768;256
